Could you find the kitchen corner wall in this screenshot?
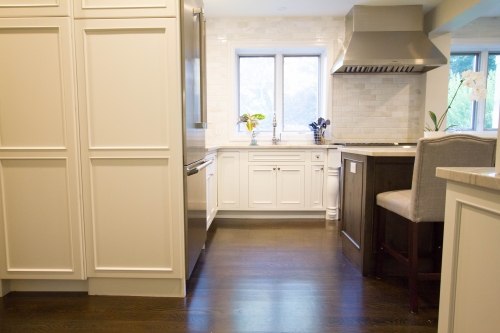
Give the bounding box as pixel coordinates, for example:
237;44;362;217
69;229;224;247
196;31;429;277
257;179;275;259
205;16;423;145
451;17;500;38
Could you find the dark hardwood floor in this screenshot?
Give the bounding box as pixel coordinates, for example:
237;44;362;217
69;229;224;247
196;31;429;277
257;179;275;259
0;219;439;333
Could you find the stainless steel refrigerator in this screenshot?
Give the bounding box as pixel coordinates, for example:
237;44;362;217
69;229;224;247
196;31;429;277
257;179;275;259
181;0;210;279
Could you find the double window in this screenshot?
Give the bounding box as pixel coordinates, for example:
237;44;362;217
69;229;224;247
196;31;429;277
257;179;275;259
448;52;500;131
237;48;324;133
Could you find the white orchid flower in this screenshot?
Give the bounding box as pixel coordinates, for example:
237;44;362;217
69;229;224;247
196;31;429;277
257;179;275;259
463;77;475;88
469;71;485;82
461;70;472;79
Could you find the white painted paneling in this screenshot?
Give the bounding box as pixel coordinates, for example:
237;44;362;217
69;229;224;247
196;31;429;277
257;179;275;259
90;158;173;272
81;26;170;149
248;165;277;208
217;151;240;208
310;165;324;208
0;0;70;17
0;18;84;280
0;159;73;272
277;165;305;208
0;25;66;148
75;18;184;280
74;0;177;18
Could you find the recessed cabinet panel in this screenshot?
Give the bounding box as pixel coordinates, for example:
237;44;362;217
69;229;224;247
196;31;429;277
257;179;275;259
217;152;240;208
80;25;170;149
74;0;176;18
248;166;277;208
0;0;70;17
310;165;324;208
0;26;66;148
277;165;305;208
89;158;173;272
0;159;73;273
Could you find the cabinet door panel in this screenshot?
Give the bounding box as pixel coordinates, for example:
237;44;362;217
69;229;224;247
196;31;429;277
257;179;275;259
277;165;305;209
0;0;70;17
342;159;363;247
74;0;177;18
75;18;184;279
0;18;84;280
248;166;277;208
310;165;324;208
217;152;240;209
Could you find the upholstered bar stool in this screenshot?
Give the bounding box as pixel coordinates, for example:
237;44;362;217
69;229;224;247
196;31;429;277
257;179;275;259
375;134;496;313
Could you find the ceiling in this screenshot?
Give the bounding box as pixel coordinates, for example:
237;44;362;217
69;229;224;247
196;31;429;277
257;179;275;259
203;0;444;17
203;0;500;18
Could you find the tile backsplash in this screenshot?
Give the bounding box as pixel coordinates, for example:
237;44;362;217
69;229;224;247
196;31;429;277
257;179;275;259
451;17;500;38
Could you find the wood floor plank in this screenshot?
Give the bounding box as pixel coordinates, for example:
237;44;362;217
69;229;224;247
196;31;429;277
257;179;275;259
0;218;439;332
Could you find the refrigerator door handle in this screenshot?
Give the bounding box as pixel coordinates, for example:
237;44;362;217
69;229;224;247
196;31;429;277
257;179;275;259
194;7;207;130
186;159;213;176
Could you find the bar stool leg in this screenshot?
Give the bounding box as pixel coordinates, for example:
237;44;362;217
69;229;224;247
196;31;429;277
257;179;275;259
408;222;419;313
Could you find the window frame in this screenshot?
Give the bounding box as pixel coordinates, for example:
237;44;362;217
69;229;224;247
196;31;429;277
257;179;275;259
229;42;332;143
237;51;322;133
448;52;480;131
450;39;500;133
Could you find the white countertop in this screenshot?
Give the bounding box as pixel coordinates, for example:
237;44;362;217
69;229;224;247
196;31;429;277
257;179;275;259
436;167;500;191
338;146;417;157
206;144;339;150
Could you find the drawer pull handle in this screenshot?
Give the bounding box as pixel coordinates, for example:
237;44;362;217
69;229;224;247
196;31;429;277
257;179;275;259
316;155;320;158
278;167;281;170
273;167;276;170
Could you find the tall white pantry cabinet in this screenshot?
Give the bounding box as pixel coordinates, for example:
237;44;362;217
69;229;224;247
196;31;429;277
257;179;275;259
0;0;186;297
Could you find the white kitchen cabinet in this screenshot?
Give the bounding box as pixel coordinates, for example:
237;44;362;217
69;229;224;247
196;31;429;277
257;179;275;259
217;151;240;209
248;165;277;208
206;152;217;230
74;18;185;281
248;164;305;210
310;165;325;208
437;171;500;333
0;0;71;17
0;17;85;280
218;148;326;213
249;165;305;209
73;0;177;19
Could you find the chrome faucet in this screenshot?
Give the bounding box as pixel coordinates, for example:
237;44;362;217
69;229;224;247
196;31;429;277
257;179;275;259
272;112;280;145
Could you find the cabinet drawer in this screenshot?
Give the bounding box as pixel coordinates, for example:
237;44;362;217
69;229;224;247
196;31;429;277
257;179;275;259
248;151;305;162
311;151;325;162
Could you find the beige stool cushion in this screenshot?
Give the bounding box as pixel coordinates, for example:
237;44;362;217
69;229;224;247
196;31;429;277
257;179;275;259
376;190;411;220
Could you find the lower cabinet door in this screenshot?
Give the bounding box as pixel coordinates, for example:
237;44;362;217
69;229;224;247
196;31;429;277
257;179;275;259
277;165;305;209
310;165;325;208
248;165;277;208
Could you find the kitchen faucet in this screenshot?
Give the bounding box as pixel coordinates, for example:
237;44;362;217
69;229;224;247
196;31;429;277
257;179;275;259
272;112;280;145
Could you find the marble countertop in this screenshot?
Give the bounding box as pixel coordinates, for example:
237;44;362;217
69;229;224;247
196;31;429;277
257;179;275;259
436;167;500;191
338;146;417;156
206;144;341;150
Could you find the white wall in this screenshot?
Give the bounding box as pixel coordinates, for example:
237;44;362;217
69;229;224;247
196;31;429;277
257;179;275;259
451;16;500;38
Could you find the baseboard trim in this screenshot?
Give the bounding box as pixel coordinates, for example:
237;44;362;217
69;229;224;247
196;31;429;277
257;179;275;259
5;279;88;294
88;278;185;297
216;210;326;219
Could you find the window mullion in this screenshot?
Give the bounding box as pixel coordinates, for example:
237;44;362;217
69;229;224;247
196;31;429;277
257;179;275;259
275;53;284;131
476;51;489;131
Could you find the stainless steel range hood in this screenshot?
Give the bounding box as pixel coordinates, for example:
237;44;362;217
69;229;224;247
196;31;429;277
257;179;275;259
331;5;447;74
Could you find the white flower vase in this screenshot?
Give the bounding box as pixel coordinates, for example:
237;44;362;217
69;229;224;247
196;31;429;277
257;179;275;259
424;131;447;138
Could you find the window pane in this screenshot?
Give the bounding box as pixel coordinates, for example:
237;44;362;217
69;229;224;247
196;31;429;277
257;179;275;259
283;56;319;132
238;57;274;132
447;54;478;130
485;54;500;130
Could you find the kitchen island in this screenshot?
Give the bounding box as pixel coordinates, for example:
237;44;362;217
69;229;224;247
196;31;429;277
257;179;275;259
339;146;419;276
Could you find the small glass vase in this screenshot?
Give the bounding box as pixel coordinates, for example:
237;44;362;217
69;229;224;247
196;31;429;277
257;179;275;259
249;130;258;146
